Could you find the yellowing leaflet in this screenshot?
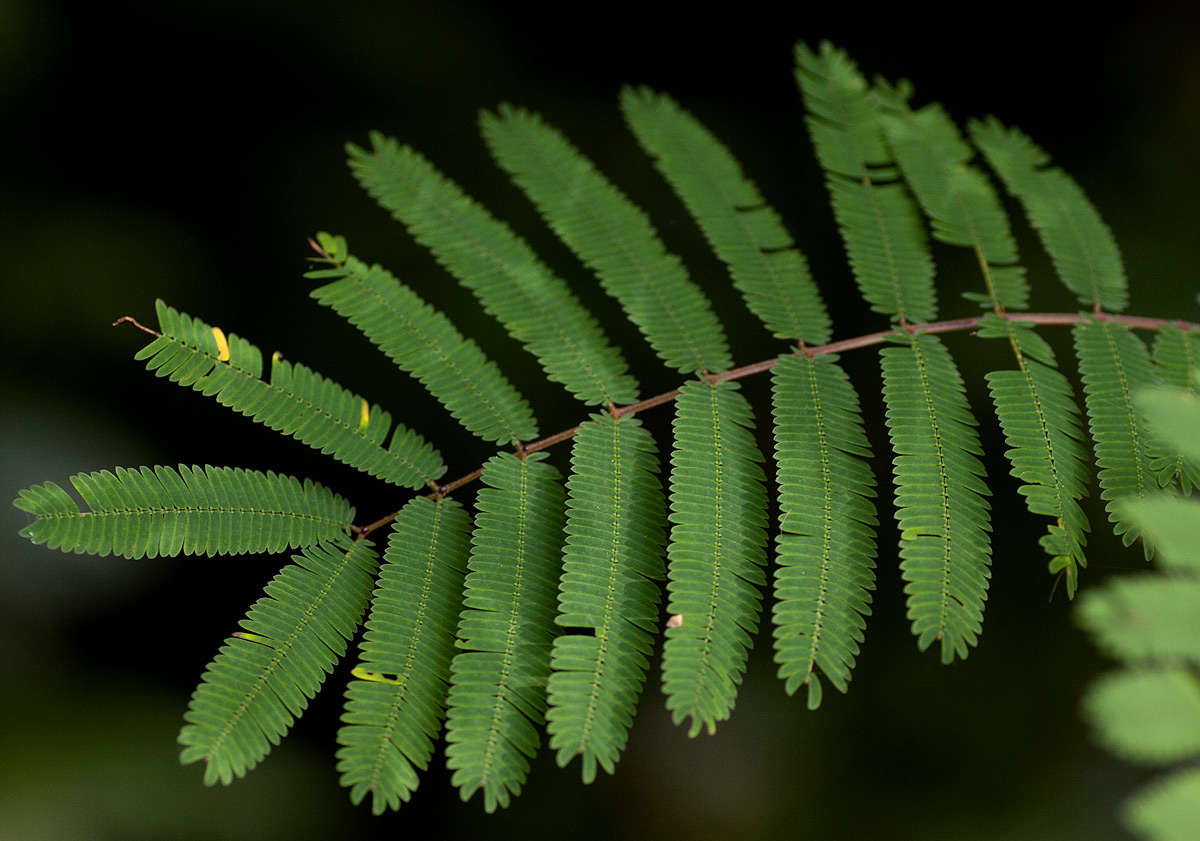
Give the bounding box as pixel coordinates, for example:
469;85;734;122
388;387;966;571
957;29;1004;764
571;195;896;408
210;326;231;362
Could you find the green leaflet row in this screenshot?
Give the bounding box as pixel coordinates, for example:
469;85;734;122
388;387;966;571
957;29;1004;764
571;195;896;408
10;38;1200;828
337;497;472;814
307;236;539;446
15;464;353;558
548;413;666;782
136;299;445;490
347;133;639;408
180;534;379;784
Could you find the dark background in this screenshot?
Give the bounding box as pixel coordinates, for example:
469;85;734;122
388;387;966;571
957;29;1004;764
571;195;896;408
3;2;1198;839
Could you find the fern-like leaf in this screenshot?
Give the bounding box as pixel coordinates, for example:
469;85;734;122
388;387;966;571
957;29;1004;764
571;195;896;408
969;117;1128;311
977;316;1091;596
620;87;831;344
771;353;877;708
15;464;352;558
796;41;937;324
307;238;537;445
878;93;1092;594
480;105;732;375
1073;318;1160;549
795;42;893;181
135;299;444;489
337;497;471;814
879;100;1029;310
1149;326;1200;491
662;380;768;735
881;334;992;662
547;413;666;782
445;452;565;812
178;534;379;783
346;133;638;407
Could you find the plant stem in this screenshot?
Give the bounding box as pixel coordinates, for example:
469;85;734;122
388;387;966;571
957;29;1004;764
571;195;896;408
396;310;1199;527
115;308;1199;536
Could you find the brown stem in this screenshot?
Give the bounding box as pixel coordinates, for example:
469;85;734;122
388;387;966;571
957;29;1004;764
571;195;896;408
360;309;1198;536
307;236;331;260
113;306;1196;540
112;316;160;337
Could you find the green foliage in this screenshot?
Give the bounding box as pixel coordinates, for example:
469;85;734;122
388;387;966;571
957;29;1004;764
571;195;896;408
136;298;444;489
620;86;831;344
308;238;538;445
179;534;379;784
796;42;936;324
1073;318;1161;550
444;453;565;812
15;464;352;558
661;380;768;735
1148;329;1200;490
547;414;666;783
978;316;1091;596
771;354;876;707
1077;577;1200;664
1078;379;1200;841
12;38;1200;832
347;133;638;408
878;97;1029;310
881;334;991;663
877;80;1092;595
337;497;472;813
970;117;1129;311
481;104;732;375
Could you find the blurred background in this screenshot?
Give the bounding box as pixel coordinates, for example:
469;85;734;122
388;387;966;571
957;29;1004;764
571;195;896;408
3;2;1198;839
